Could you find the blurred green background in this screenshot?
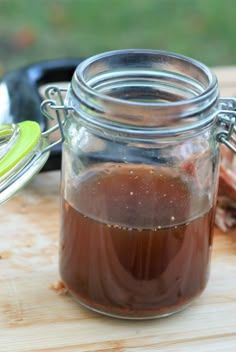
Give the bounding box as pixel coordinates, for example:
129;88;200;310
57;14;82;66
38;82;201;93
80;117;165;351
0;0;235;74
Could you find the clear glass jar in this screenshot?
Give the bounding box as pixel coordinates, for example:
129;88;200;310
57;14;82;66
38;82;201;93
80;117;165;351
56;49;229;319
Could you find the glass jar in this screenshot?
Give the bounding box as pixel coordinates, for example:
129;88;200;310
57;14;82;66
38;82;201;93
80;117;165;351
42;49;236;319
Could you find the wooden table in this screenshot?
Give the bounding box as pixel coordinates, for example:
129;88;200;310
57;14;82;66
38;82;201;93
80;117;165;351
1;67;236;352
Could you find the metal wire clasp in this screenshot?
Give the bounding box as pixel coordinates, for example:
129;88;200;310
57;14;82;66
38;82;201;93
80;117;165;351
216;97;236;153
40;85;69;154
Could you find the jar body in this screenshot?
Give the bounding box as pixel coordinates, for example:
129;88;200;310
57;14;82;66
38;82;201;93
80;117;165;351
59;49;221;319
59;115;219;319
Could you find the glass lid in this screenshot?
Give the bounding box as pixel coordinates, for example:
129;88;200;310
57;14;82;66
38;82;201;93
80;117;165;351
0;121;50;205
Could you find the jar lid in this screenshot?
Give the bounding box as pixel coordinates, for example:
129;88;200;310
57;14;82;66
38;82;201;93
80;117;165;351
0;121;50;205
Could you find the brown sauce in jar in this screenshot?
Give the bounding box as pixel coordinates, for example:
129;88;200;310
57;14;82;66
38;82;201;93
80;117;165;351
60;164;214;318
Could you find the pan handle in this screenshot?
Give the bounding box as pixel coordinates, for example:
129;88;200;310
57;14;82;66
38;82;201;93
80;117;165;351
26;58;82;86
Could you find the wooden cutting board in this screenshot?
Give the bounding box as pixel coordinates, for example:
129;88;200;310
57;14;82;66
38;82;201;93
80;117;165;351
0;67;236;352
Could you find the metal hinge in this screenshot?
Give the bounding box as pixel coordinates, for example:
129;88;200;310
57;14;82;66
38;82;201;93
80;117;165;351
40;85;68;154
216;98;236;153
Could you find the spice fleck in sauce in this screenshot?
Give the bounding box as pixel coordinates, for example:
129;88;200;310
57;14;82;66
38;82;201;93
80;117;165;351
60;165;214;318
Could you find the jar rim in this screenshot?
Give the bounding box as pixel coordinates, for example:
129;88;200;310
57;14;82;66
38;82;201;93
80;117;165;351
75;49;217;109
68;49;219;134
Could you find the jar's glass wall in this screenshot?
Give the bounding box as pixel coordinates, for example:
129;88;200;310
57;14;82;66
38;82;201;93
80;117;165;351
59;116;219;319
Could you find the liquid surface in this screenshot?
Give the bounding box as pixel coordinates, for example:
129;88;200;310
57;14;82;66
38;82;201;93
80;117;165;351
60;165;214;318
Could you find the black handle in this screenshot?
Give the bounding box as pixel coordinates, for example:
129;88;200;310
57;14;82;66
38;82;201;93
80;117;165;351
2;58;84;171
26;58;82;87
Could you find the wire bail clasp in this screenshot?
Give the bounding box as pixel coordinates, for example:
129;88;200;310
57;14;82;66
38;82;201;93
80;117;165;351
216;97;236;153
40;85;69;153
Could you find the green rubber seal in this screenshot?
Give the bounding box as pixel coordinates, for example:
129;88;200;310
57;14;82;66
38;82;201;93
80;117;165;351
0;121;41;177
0;124;14;138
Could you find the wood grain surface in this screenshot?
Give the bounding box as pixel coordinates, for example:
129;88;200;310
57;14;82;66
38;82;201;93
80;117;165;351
0;67;236;352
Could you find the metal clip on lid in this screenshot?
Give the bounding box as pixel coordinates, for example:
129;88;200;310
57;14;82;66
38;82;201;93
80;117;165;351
40;85;67;152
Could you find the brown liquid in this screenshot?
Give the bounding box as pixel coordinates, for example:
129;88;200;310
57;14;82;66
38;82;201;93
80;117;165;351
60;165;214;318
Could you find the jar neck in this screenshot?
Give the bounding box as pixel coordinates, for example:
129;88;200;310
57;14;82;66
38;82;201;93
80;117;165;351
66;49;219;138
